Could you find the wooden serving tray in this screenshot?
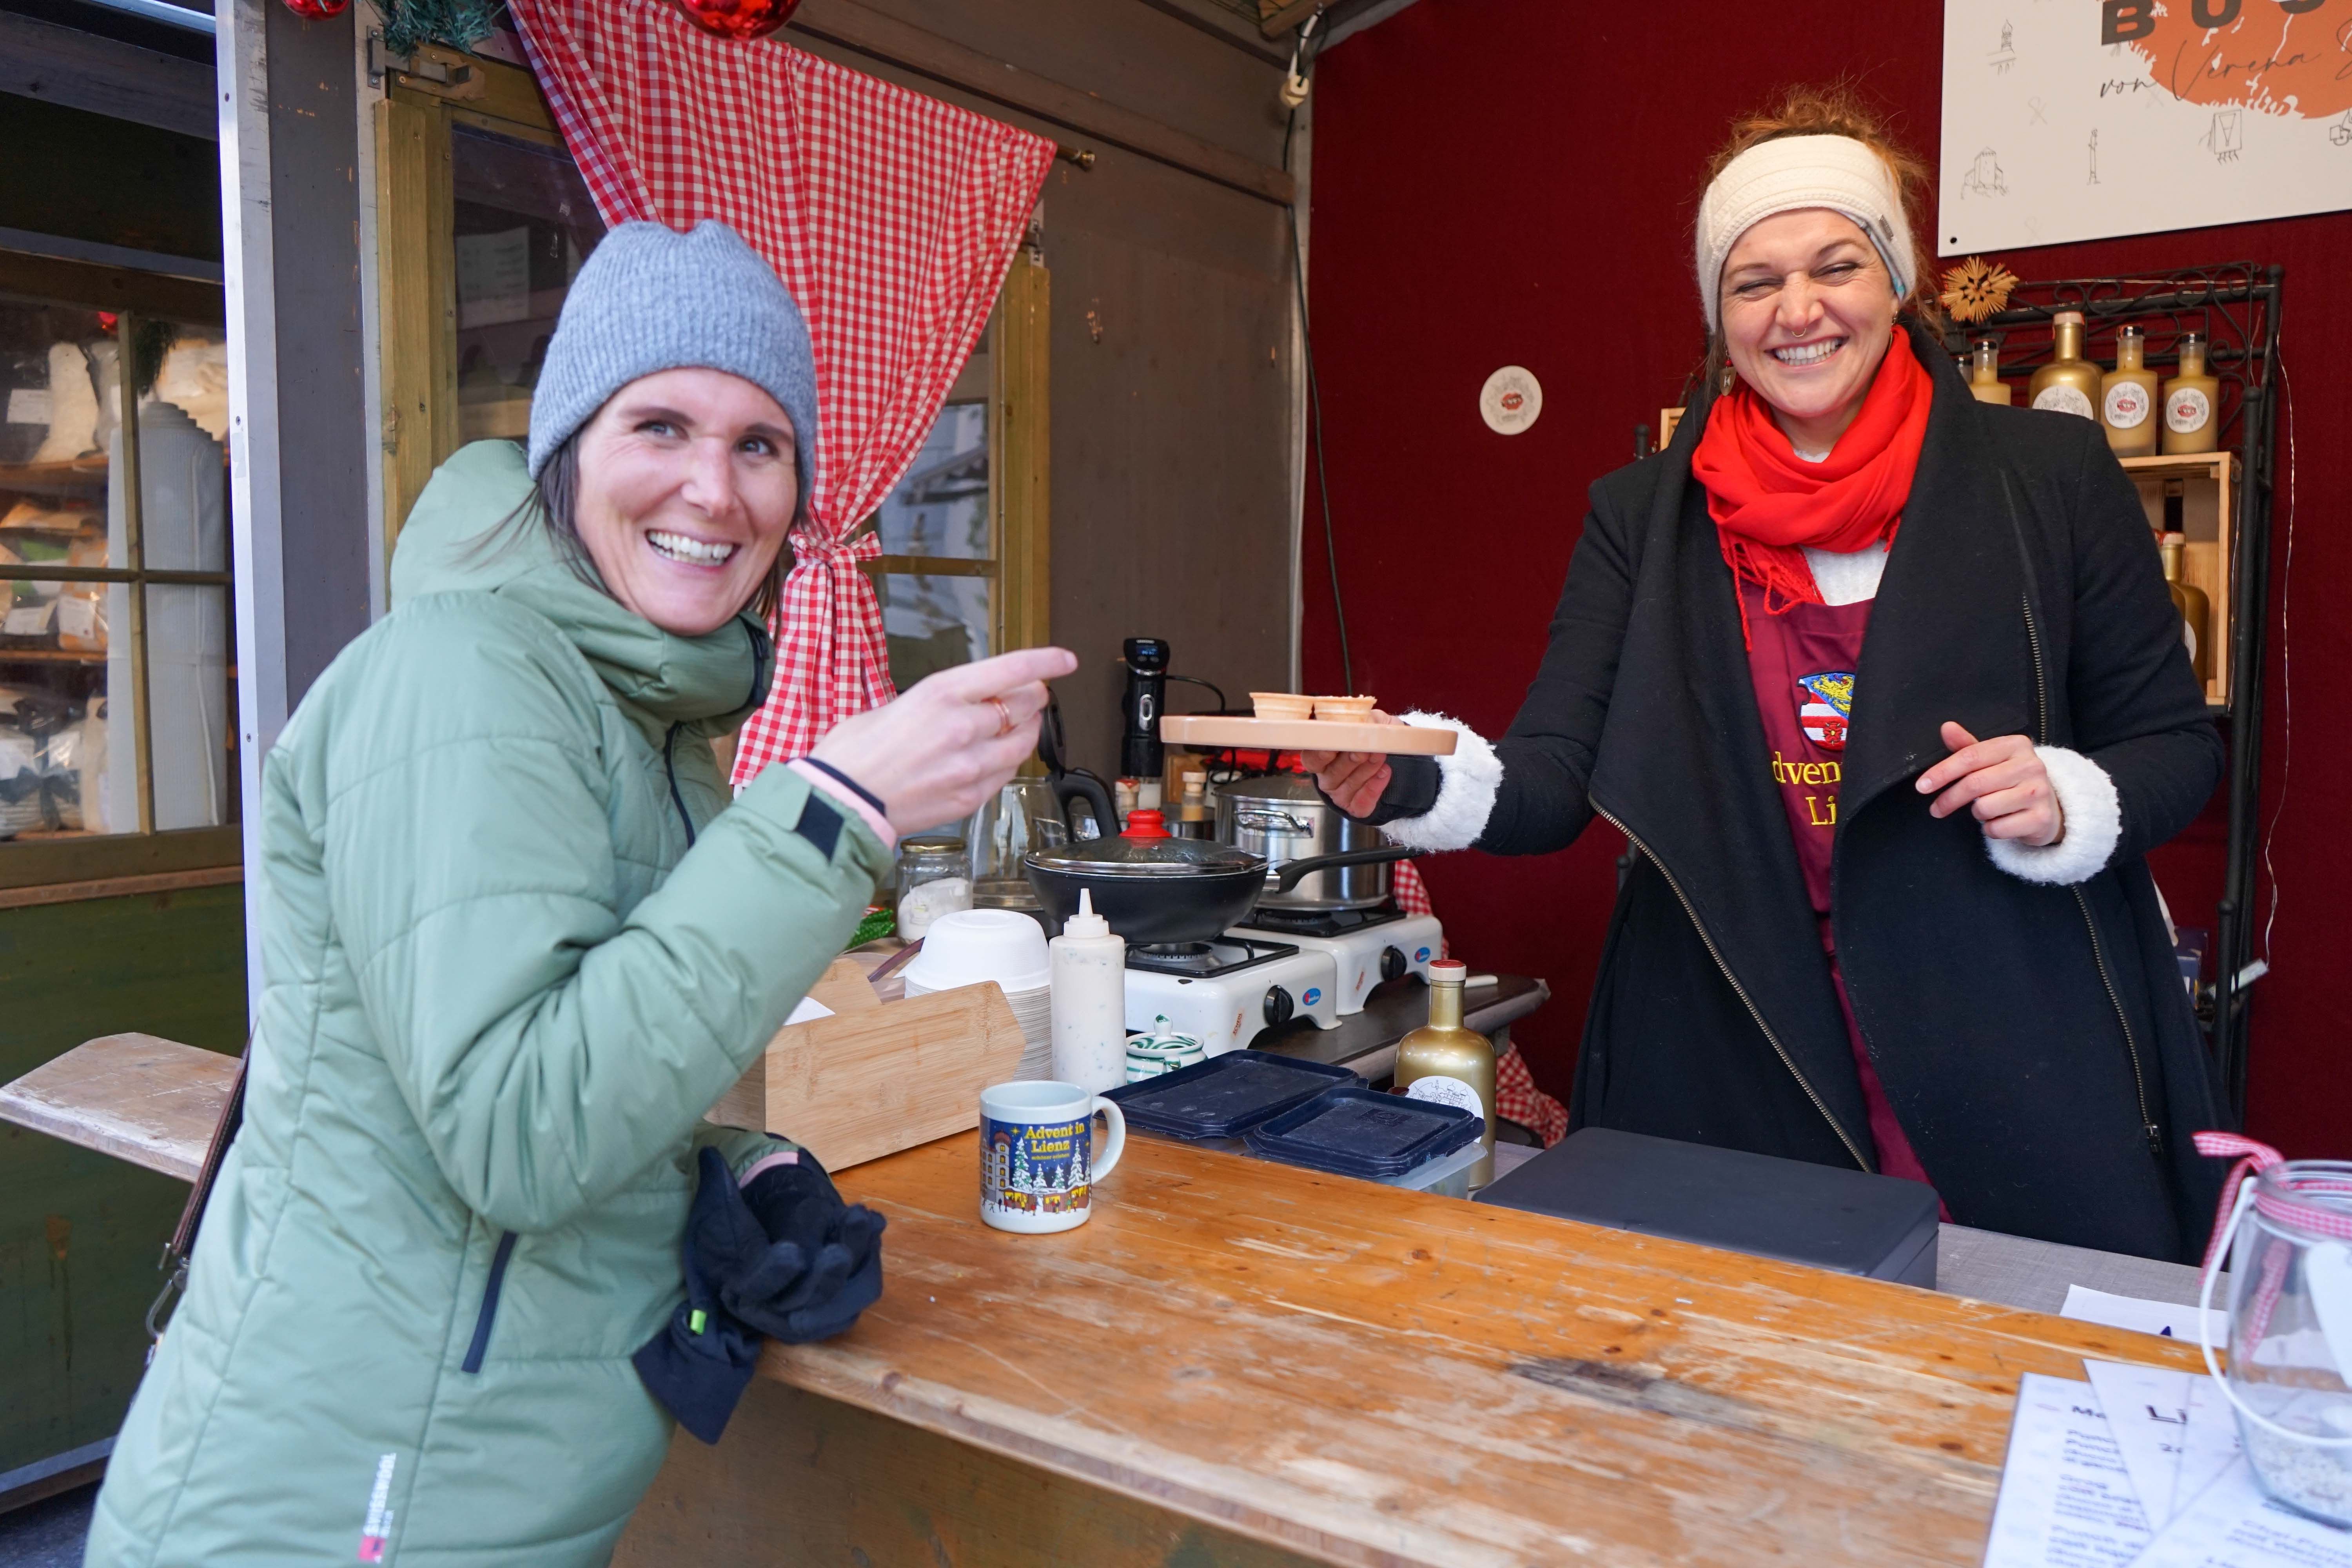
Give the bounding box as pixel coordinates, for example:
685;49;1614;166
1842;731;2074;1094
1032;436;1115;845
1158;714;1456;755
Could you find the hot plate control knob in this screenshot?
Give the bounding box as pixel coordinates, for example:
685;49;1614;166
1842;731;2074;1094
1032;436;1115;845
1263;986;1295;1026
1380;946;1408;982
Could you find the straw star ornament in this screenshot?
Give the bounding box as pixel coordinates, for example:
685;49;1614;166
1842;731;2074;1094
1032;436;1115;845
1939;257;2020;324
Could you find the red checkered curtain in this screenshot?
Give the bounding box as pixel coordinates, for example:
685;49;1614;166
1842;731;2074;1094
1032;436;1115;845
508;0;1056;779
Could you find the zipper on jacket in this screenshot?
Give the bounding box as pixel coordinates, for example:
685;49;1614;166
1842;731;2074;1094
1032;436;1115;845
461;1230;517;1374
1593;803;1873;1173
663;723;697;848
2019;591;2161;1158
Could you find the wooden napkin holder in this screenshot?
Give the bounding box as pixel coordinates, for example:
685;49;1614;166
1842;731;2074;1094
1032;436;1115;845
709;956;1025;1172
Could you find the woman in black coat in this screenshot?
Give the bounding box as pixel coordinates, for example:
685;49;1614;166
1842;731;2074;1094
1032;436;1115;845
1310;93;2225;1261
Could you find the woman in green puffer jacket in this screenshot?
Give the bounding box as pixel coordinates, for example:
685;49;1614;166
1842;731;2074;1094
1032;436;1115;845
86;220;1074;1568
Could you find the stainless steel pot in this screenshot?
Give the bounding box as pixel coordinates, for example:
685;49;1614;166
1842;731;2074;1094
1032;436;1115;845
1215;773;1406;912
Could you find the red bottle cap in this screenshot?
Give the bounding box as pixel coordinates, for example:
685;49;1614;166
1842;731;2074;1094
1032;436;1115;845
1427;958;1467;981
1121;809;1172;840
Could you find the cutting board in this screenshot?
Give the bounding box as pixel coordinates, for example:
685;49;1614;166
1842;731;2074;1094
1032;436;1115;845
710;970;1025;1172
1158;715;1456;755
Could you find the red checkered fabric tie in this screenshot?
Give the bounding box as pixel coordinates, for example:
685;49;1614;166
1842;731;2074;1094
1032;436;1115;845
508;0;1055;775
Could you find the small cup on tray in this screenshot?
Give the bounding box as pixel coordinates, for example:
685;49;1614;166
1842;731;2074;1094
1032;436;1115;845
1249;692;1315;722
1311;696;1377;723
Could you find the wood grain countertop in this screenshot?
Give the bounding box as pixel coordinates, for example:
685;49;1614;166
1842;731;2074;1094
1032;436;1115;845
730;1129;2199;1568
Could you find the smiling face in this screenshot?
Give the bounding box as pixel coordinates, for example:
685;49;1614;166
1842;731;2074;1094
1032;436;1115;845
1718;208;1901;454
568;367;800;637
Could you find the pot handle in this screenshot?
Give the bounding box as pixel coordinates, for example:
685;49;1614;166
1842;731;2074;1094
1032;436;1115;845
1272;844;1416;892
1052;768;1118;840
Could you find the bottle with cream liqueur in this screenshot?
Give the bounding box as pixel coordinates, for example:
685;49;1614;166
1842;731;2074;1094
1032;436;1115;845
2029;310;2101;422
2160;532;2212;688
2161;330;2220;456
2101;323;2160;457
1967;338;2012;405
1392;959;1496;1190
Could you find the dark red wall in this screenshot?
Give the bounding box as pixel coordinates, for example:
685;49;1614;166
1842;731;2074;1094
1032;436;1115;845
1304;0;2343;1155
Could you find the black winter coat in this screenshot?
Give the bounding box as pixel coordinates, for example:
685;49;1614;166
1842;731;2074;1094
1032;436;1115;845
1376;327;2227;1261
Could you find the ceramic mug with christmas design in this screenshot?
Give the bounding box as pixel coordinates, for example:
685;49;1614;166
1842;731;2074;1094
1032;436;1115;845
979;1080;1126;1235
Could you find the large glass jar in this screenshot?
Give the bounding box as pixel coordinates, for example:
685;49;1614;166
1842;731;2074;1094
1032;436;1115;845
895;833;973;939
2203;1158;2352;1525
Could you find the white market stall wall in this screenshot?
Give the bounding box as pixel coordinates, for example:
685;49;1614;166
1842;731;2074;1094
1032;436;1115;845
1938;0;2352;254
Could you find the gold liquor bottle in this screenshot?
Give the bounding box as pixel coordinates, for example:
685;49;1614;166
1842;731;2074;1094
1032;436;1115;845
1392;958;1496;1189
2160;533;2211;687
1968;338;2012;405
2029;310;2102;422
2161;331;2220;456
2102;324;2160;457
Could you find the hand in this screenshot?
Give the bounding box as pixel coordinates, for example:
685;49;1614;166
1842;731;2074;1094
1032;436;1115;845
811;646;1077;833
1915;722;2063;847
1299;709;1403;818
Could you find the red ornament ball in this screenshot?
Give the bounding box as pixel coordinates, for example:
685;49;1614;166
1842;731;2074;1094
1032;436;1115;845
668;0;799;39
279;0;351;18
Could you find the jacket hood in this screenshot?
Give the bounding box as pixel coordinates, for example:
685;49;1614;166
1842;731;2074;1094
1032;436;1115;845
390;440;772;742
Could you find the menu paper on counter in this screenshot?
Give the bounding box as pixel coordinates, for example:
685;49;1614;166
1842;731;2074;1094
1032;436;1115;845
2133;1458;2352;1568
1982;1373;2152;1568
2061;1285;2229;1346
2081;1359;2243;1531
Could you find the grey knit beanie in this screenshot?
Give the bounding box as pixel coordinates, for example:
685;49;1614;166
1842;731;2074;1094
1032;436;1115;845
528;219;820;524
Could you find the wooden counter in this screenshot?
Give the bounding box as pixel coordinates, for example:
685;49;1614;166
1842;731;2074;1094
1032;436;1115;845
614;1130;2201;1568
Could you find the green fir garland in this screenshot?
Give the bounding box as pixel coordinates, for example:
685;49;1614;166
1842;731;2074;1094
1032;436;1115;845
379;0;499;62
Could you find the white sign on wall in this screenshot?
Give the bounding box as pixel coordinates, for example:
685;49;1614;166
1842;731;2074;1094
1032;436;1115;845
1940;0;2352;255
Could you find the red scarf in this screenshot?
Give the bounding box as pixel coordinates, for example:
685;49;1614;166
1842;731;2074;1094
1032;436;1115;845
1690;331;1933;642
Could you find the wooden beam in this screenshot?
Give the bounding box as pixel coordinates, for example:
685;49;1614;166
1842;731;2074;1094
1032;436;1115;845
786;0;1295;207
0;11;216;140
1258;0;1321;38
996;253;1051;654
0;865;242;912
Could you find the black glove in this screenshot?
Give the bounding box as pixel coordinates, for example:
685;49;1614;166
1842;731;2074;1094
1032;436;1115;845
726;1152;887;1343
635;1147;889;1443
630;1151;763;1444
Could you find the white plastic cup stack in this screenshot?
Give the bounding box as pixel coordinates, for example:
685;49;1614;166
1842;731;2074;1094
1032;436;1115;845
902;908;1054;1078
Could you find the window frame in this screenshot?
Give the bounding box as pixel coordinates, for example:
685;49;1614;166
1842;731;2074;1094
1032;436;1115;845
0;248;238;893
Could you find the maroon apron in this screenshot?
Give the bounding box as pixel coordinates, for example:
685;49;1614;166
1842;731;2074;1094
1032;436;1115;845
1738;579;1941;1201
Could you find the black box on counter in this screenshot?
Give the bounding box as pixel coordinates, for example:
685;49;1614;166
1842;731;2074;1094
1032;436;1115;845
1475;1127;1938;1287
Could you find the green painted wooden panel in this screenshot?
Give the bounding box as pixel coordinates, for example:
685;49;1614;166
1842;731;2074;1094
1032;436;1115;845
0;883;245;1474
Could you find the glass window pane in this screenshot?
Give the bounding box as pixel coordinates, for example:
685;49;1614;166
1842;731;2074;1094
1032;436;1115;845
876;403;989;559
132;584;232;831
0;292;113;567
0;579;116;837
451;124;608;445
879;572;990;690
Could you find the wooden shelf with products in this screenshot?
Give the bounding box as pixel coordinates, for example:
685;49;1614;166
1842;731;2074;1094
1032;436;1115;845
0;456;108;496
0;648;107;664
2119;451;2232;709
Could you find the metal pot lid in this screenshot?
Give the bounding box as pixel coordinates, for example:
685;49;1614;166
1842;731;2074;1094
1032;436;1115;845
1216;772;1323;805
1024;836;1265;878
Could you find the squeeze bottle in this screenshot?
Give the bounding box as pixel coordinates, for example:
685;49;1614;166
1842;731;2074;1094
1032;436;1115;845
1050;890;1126;1092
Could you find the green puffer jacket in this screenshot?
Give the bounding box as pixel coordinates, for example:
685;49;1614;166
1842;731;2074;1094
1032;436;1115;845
87;440;888;1567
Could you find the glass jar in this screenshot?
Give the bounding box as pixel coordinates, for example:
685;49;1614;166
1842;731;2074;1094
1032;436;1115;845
2201;1156;2352;1525
895;834;972;939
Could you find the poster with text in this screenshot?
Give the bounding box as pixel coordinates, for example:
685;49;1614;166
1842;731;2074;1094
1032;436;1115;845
1940;0;2352;254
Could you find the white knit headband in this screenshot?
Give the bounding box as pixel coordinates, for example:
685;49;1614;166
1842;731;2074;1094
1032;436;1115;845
1694;134;1914;334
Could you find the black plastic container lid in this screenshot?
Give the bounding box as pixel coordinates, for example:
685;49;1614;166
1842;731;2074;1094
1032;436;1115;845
1244;1087;1480;1178
1106;1051;1357;1140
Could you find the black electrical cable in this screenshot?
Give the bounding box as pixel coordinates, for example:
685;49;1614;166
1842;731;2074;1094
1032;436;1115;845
1281;24;1354;698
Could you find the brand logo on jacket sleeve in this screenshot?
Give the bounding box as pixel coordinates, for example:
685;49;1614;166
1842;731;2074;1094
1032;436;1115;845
1795;672;1856;752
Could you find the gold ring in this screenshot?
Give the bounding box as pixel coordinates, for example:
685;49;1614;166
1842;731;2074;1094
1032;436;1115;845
989;696;1014;737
